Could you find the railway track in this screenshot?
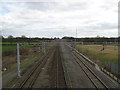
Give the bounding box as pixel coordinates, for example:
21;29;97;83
55;46;67;88
14;46;56;89
13;45;67;89
72;50;109;89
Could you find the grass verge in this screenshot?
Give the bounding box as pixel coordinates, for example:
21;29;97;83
76;45;119;67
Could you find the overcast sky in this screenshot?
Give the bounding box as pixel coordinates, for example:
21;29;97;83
0;0;119;38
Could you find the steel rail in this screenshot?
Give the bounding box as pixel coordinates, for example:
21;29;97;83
59;47;73;88
56;46;67;88
18;46;55;89
72;51;109;89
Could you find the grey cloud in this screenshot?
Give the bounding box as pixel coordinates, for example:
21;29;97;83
25;2;88;12
25;2;57;11
2;28;28;37
87;23;117;30
1;1;118;38
100;4;112;10
57;2;88;11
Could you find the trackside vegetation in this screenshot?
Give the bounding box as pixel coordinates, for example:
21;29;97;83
76;45;119;66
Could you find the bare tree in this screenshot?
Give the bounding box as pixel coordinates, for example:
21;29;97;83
8;35;14;39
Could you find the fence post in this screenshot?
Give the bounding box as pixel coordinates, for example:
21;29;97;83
17;43;21;77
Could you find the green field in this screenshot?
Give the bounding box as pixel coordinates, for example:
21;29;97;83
2;45;32;52
76;45;119;66
1;42;42;44
2;45;32;56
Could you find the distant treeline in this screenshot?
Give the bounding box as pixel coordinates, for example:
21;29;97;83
62;36;119;42
2;36;55;43
1;35;120;43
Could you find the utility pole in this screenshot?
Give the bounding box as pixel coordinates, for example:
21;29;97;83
76;27;77;47
42;42;45;53
114;38;117;50
44;42;46;53
17;43;21;77
42;42;43;53
74;27;77;48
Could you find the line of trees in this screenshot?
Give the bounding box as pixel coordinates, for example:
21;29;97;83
62;36;119;43
1;35;120;43
1;35;55;43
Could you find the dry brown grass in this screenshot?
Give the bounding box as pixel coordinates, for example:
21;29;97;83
76;45;119;67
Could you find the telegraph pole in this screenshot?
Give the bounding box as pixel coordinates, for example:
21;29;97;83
42;42;45;53
75;27;77;48
76;27;77;45
44;42;46;53
17;43;21;77
73;27;78;49
42;42;43;53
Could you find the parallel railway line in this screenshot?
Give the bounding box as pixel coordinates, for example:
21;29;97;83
15;46;55;89
56;46;67;88
72;50;109;89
